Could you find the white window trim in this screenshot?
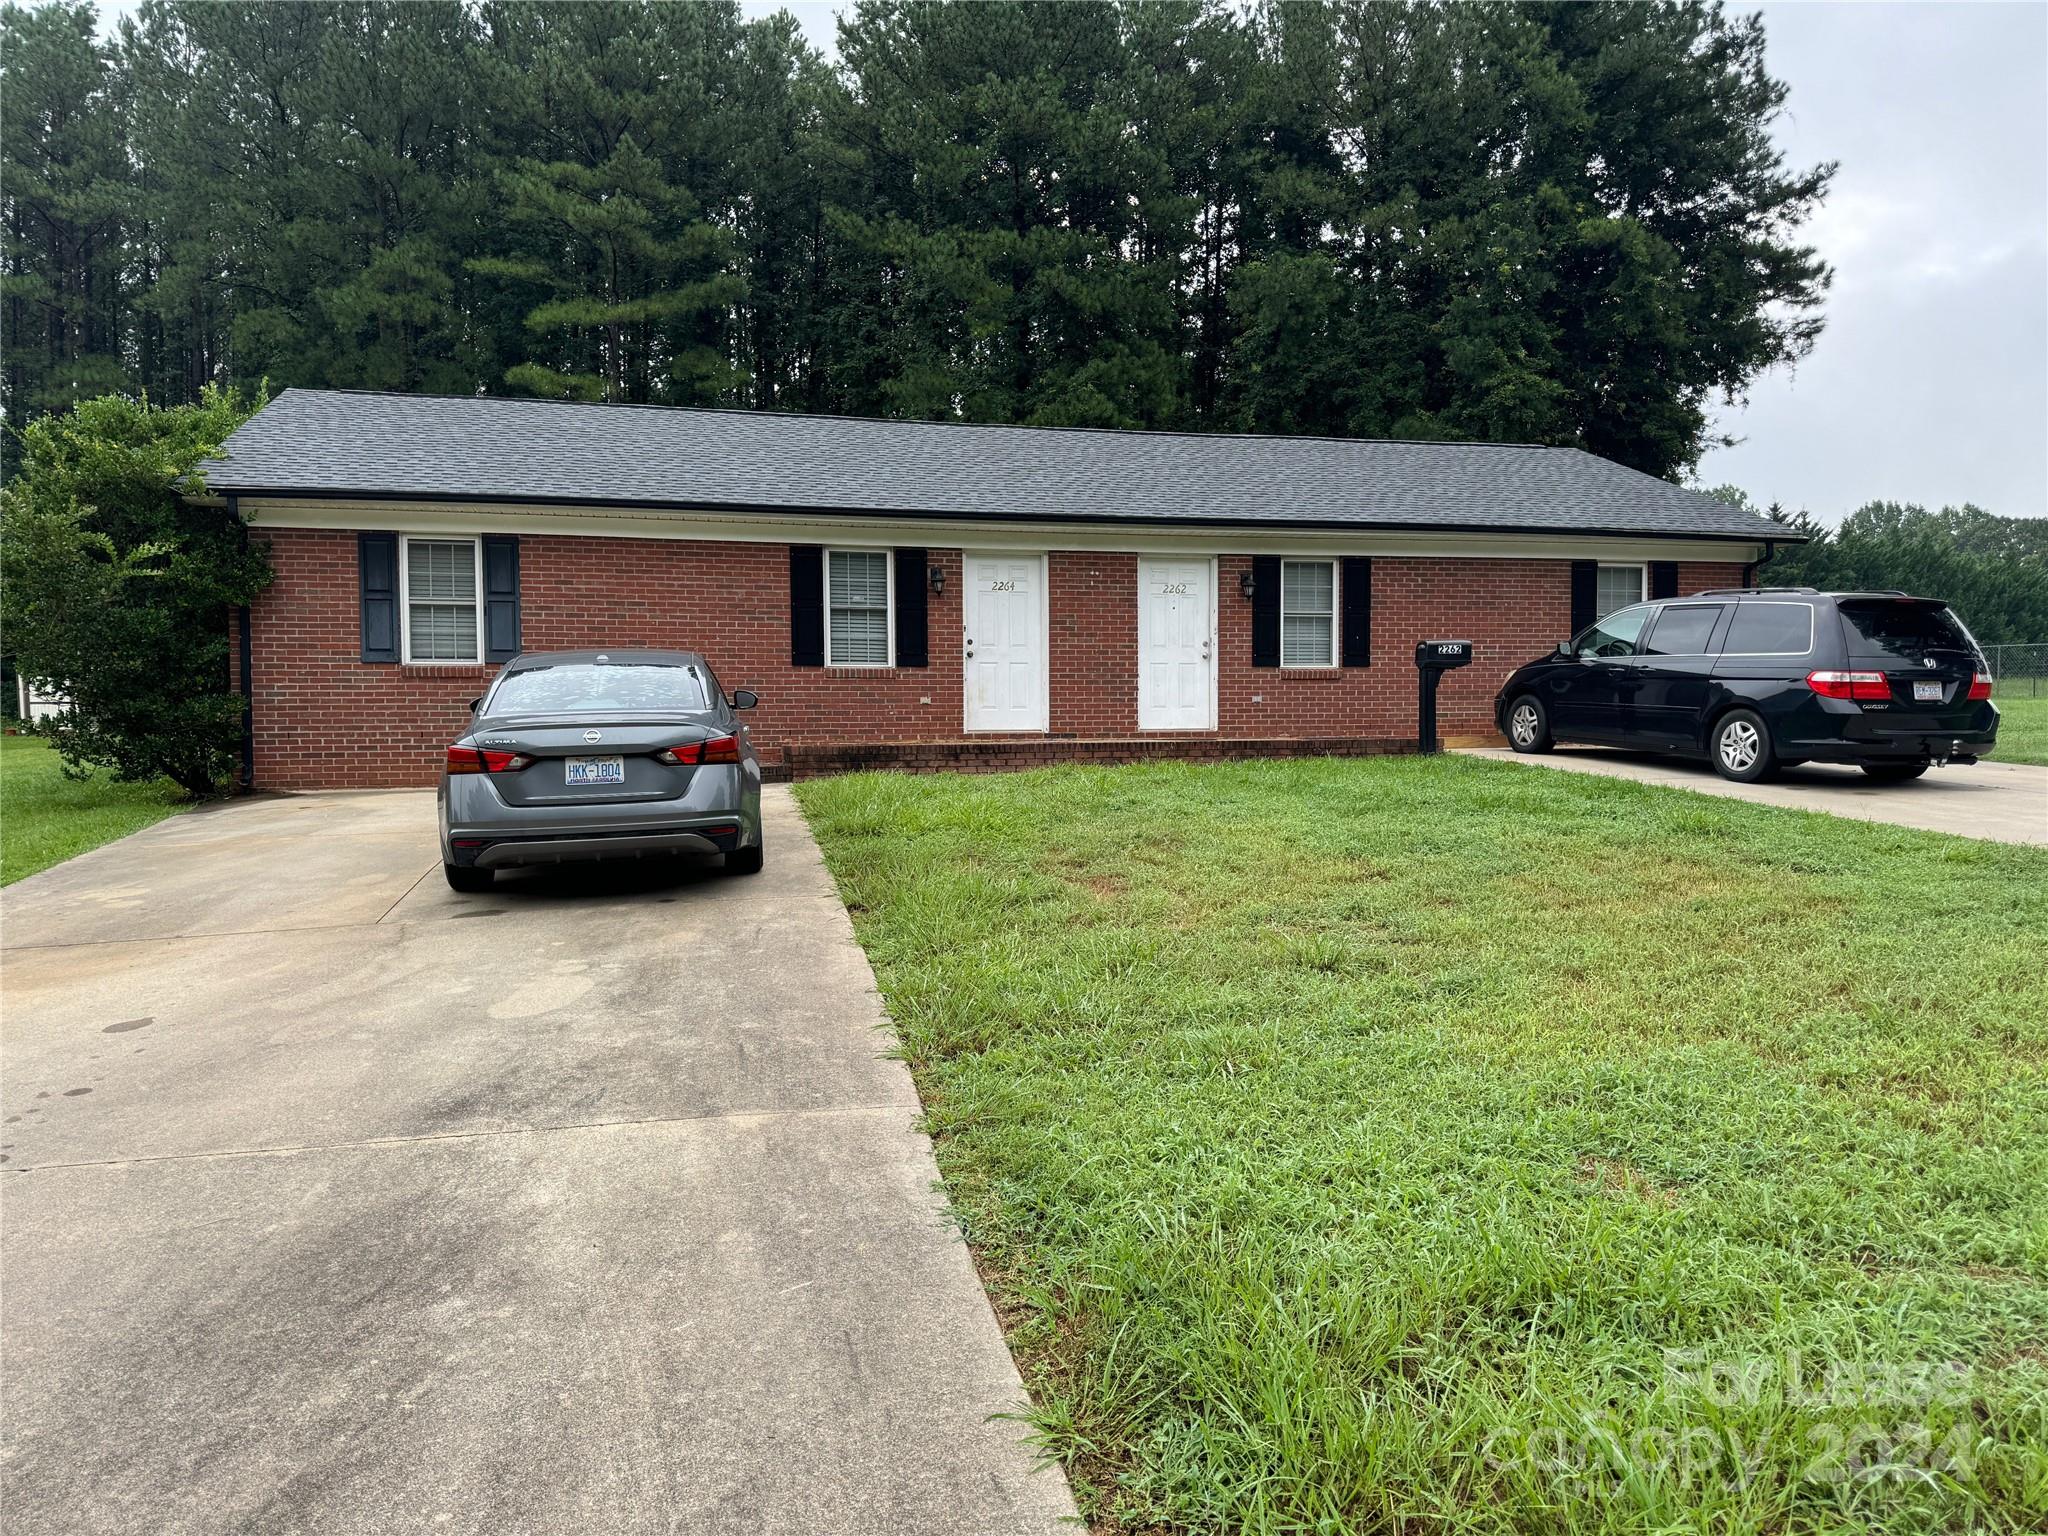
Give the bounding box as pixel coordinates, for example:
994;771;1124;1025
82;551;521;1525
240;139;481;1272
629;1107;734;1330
1279;557;1339;669
399;534;484;666
1595;562;1647;618
824;546;895;669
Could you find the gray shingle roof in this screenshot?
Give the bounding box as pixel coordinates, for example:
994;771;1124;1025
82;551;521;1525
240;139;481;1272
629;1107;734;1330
205;388;1786;542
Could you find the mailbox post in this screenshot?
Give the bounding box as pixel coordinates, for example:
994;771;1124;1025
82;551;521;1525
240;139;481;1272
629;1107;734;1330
1414;639;1475;755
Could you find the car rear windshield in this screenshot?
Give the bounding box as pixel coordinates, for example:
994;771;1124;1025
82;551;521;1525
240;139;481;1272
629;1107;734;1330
487;663;711;716
1837;601;1977;662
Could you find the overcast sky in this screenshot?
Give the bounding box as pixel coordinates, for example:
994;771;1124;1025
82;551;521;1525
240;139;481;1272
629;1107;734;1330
1696;2;2048;522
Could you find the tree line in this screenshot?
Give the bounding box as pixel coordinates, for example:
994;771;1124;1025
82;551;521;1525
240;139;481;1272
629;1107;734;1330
1705;489;2048;648
4;0;1832;480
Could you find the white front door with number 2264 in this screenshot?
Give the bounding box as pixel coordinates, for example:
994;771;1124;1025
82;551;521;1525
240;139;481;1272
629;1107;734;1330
963;554;1047;732
1137;558;1214;730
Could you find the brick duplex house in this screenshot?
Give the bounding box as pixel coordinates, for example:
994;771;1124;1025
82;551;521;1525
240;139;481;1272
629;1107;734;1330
201;389;1787;789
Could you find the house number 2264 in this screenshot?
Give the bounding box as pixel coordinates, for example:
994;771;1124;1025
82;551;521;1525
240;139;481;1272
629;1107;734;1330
987;580;1017;592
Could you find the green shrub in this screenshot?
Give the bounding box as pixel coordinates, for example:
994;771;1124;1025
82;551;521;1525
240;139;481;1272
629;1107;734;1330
0;388;268;796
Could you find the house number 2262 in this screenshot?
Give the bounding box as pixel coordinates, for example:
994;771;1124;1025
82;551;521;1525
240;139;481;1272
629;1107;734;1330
1159;582;1189;595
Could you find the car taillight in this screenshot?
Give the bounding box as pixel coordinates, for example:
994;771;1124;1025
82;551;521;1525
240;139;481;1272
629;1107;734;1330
1805;669;1890;702
1968;673;1993;701
655;734;741;766
446;745;532;774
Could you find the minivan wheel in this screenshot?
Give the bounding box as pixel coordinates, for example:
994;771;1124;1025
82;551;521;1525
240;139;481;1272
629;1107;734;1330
1861;761;1929;783
444;863;495;893
1507;696;1553;754
1711;709;1778;783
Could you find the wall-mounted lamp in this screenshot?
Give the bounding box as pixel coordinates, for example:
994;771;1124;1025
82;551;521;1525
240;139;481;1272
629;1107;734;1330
1239;569;1256;601
928;565;946;596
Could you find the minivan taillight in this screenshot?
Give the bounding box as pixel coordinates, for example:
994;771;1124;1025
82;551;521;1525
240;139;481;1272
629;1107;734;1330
1968;673;1993;701
654;735;741;767
1805;670;1890;702
446;745;532;774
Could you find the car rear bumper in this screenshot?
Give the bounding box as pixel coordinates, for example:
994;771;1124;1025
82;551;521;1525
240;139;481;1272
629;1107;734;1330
1772;696;1998;764
440;763;759;867
1783;728;1999;763
453;823;745;869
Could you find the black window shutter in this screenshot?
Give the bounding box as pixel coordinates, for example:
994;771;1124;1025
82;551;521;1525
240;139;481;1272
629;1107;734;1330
893;547;928;668
1340;556;1371;667
1569;559;1598;636
790;545;824;667
482;535;522;662
359;532;399;663
1250;555;1281;667
1649;560;1679;600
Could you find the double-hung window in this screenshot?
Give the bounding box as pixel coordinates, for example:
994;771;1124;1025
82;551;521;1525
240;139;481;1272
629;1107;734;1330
403;537;482;663
826;549;892;667
1595;563;1646;620
1280;559;1337;668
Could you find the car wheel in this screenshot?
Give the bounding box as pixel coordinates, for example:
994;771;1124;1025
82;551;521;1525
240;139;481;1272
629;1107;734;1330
1861;761;1929;783
724;841;764;876
444;863;495;893
1506;695;1553;754
1710;709;1778;783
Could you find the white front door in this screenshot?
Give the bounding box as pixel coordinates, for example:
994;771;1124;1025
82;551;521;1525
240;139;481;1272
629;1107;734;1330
1137;557;1215;730
963;552;1047;732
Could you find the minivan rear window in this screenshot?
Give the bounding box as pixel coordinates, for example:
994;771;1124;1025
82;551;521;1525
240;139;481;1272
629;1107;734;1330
1838;601;1977;662
487;663;711;716
1722;603;1814;656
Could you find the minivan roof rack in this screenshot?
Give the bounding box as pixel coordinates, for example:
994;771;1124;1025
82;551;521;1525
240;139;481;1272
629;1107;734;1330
1689;586;1821;597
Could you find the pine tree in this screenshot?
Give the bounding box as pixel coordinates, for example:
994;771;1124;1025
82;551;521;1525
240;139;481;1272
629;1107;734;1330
1;1;134;442
1;0;1835;481
827;0;1187;427
472;1;749;404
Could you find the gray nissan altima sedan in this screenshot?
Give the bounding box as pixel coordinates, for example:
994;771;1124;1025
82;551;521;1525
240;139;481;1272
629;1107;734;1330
438;649;764;892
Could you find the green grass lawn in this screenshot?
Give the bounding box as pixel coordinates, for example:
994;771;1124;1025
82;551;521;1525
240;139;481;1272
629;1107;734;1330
798;756;2048;1535
0;733;185;886
1989;693;2048;766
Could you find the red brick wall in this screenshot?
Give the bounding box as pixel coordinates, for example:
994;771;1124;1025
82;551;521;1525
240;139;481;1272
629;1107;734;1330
1211;554;1577;740
1048;551;1139;735
241;527;1747;789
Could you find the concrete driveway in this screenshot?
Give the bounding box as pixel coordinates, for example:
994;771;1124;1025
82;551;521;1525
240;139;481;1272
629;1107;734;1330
1464;746;2047;845
0;789;1074;1535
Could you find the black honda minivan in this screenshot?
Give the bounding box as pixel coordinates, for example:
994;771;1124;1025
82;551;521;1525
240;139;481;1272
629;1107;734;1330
1494;588;1999;783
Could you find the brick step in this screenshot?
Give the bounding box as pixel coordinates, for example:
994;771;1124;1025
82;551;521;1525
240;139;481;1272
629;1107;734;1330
767;733;1500;780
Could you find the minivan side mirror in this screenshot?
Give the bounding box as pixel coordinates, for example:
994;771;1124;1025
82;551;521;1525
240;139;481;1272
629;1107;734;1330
729;689;759;711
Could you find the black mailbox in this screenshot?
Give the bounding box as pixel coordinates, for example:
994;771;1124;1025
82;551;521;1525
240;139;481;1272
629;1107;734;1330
1414;639;1475;755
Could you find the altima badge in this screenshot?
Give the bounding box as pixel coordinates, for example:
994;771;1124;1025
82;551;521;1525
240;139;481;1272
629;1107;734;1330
583;730;603;743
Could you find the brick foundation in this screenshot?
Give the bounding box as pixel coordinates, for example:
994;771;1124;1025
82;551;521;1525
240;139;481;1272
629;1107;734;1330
240;527;1749;790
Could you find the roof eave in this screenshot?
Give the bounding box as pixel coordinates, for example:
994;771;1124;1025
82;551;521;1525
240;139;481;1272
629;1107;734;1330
201;483;1787;545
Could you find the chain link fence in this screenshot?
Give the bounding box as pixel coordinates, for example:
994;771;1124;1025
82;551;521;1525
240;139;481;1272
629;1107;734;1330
1982;644;2048;698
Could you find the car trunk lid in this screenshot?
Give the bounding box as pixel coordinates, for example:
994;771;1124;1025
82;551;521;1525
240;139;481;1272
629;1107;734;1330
1836;600;1983;729
471;715;722;806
